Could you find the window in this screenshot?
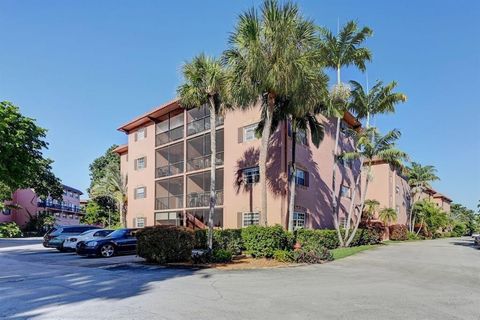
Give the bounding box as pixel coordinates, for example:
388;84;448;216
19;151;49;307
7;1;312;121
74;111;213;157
135;157;146;170
135;217;146;228
339;217;347;228
243;212;259;227
293;212;306;230
287;122;308;145
135;187;146;199
395;206;400;213
340;120;349;134
136;127;146;141
155;212;182;226
340;185;351;198
243;124;257;142
395;186;400;194
242;166;260;184
289;167;309;187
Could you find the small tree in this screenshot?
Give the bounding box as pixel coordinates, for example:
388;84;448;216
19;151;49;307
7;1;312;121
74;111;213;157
378;208;397;226
363;199;380;223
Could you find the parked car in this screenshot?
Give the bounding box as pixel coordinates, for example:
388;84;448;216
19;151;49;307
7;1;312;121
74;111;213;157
474;235;480;246
63;229;113;251
76;228;138;258
43;225;101;251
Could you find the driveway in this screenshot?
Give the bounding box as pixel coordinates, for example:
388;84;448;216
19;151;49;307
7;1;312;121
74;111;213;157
0;237;479;320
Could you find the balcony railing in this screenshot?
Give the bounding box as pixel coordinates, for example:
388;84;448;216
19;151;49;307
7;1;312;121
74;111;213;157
187;116;224;136
155;161;184;178
156;126;184;146
155;195;183;210
37;200;82;213
186;190;224;208
187;152;224;171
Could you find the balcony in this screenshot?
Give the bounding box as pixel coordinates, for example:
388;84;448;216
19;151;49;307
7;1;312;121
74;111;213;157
37;200;82;213
155;195;183;210
186;190;224;208
187;152;224;171
155;126;184;146
187;116;224;136
156;161;184;178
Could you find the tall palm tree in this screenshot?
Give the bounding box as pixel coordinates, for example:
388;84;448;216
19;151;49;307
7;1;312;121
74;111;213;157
405;162;439;232
224;0;322;225
349;80;407;129
341;127;408;246
363;199;380;223
379;207;397;225
318;21;372;232
91;163;127;227
177;54;228;251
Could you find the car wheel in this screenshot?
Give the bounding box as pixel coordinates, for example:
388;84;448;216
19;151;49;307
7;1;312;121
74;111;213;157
99;244;115;258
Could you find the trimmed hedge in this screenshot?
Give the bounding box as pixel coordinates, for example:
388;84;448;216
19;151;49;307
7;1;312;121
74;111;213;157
293;247;333;264
193;229;244;255
137;226;194;264
389;224;408;241
296;229;339;250
242;225;288;258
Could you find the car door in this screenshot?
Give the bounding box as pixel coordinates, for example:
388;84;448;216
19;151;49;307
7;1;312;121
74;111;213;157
121;230;137;253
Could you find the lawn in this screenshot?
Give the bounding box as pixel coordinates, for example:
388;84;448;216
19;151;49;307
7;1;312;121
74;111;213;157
331;245;378;260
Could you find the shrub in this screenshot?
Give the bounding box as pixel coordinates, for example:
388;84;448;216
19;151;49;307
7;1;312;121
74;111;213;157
241;225;288;258
350;224;383;246
296;229;340;250
137;226;194;264
212;249;233;263
452;223;467;237
0;222;22;238
407;231;420;240
273;249;294;262
293;247;333;264
389;224;408;241
193;229;244;254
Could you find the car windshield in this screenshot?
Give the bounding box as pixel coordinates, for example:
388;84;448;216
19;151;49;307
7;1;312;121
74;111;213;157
47;227;58;234
107;229;127;238
79;230;96;236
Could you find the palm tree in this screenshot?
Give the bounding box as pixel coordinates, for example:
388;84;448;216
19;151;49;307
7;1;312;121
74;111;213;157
318;20;372;232
363;199;380;223
341;127;408;246
405;162;439;232
379;207;397;225
91;163;127;227
177;54;228;251
349;80;407;129
224;0;322;225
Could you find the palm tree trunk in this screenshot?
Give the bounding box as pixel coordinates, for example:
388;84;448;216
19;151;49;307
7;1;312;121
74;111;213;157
344;160;363;242
415;220;423;236
345;164;370;247
287;121;297;232
259;94;274;226
331;66;342;241
119;202;126;227
207;98;216;251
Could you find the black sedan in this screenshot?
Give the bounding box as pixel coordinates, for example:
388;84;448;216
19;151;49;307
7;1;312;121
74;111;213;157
76;228;138;258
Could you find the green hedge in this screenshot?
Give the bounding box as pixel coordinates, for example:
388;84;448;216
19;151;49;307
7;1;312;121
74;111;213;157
296;229;340;250
137;226;194;264
193;229;244;255
241;225;289;258
0;222;22;238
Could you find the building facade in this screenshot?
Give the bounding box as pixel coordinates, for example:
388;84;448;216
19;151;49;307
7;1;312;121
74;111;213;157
0;185;84;227
116;99;362;230
364;160;410;225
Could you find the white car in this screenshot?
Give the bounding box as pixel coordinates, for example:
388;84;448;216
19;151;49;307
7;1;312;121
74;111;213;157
63;229;113;250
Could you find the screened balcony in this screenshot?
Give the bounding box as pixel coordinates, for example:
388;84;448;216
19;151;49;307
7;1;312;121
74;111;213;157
186;169;224;208
155;110;184;146
156;142;184;178
185;208;223;229
155;177;183;210
186;129;224;171
186;105;224;136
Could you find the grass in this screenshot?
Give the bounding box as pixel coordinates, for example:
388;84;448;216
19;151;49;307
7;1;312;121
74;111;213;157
331;244;378;260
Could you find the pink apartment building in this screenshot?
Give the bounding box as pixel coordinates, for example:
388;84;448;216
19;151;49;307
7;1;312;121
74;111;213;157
364;160;410;225
115;99;362;230
420;187;452;213
0;185;84;227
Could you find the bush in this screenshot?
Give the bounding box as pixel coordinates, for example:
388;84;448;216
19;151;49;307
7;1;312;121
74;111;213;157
137;226;194;264
0;222;22;238
193;229;244;254
212;249;233;263
241;225;288;258
273;249;294;262
296;229;340;250
389;224;408;241
293;247;333;264
452;223;467;237
407;231;420;240
350;224;383;246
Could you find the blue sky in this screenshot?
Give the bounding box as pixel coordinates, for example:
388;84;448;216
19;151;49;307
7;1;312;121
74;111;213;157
1;1;479;210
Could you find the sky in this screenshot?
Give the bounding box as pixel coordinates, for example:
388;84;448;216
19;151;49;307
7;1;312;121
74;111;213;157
1;0;479;210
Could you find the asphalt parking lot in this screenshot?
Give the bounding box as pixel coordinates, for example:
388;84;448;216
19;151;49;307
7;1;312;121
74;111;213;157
1;237;479;320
